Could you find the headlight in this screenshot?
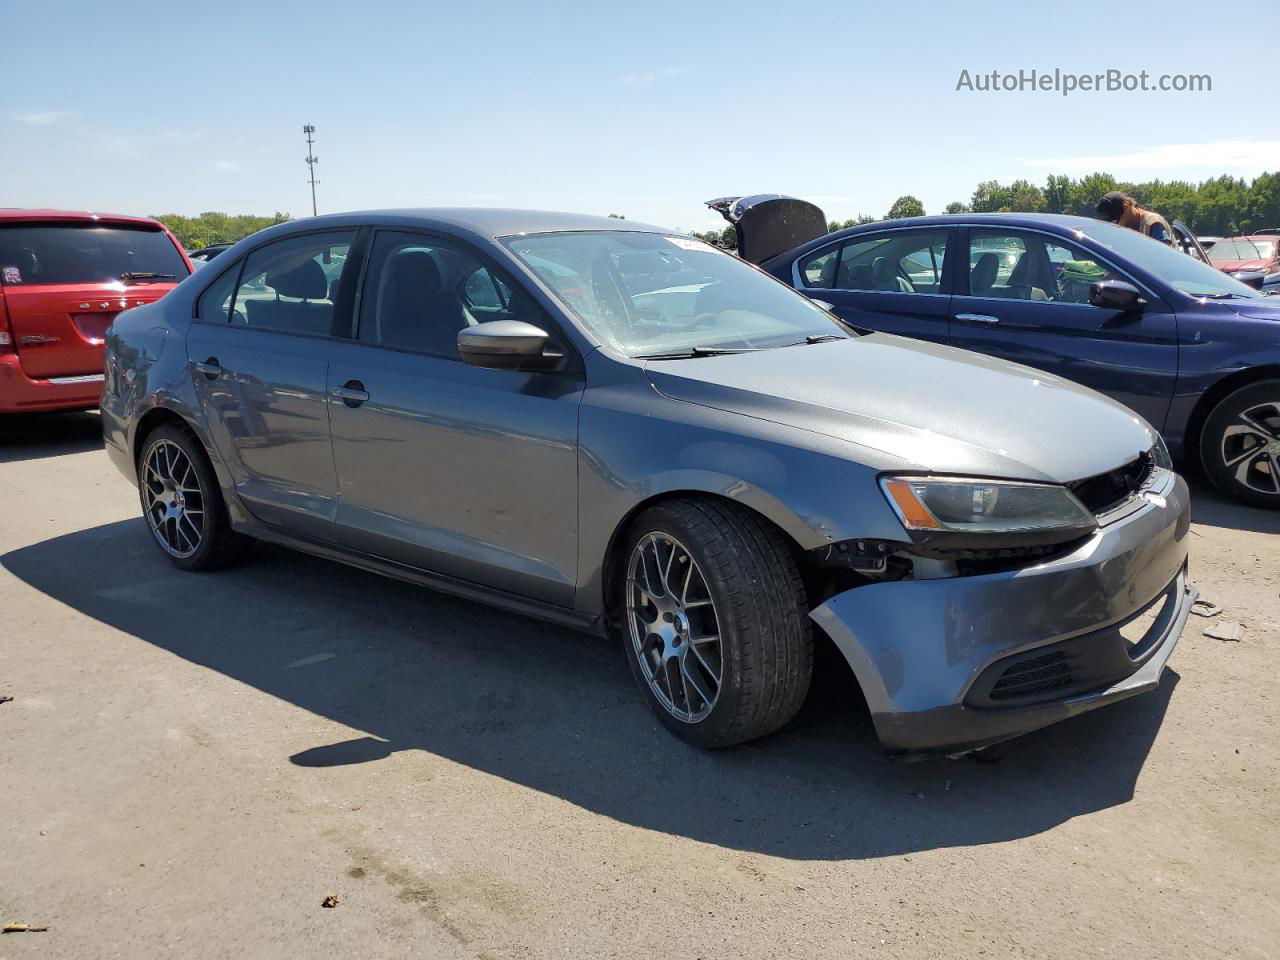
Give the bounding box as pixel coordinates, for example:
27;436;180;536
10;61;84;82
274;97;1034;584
880;476;1095;536
1151;435;1173;471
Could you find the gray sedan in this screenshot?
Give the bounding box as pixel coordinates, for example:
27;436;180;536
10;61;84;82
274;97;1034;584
102;209;1196;757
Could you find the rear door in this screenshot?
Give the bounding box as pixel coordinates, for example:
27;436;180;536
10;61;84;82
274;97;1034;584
0;221;188;378
948;226;1179;430
186;229;355;539
790;227;955;343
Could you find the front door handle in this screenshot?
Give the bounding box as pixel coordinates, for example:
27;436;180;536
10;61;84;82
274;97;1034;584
194;357;223;378
955;313;1000;325
332;380;369;408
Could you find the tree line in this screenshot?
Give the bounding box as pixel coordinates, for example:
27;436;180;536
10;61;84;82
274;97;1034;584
689;171;1280;248
151;211;292;252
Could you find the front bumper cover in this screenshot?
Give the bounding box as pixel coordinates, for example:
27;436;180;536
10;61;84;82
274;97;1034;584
811;470;1194;757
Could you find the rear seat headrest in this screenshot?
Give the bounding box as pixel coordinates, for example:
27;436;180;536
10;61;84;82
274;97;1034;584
267;259;327;299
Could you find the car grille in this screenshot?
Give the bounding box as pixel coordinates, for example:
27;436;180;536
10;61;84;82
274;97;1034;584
1066;451;1154;516
987;650;1074;701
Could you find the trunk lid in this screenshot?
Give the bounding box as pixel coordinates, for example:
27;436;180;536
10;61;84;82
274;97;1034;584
706;195;828;265
0;283;175;377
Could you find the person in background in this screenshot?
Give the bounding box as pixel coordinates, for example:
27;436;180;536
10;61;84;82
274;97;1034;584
1095;191;1173;245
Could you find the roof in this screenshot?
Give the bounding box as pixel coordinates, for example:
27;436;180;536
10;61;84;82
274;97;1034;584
0;208;167;228
281;207;672;240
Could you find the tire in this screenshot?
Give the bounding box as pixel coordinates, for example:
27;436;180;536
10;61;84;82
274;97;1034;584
136;423;252;570
1199;379;1280;509
618;498;813;748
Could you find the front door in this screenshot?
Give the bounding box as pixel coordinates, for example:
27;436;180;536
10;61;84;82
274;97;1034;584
793;227;954;343
187;229;355;538
948;227;1179;430
326;229;583;605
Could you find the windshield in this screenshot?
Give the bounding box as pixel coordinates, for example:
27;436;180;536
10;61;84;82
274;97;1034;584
503;231;847;356
0;223;188;286
1084;221;1262;298
1209;238;1276;262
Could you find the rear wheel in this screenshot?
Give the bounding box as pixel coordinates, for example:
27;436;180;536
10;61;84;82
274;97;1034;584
1200;380;1280;509
137;424;251;570
619;498;813;748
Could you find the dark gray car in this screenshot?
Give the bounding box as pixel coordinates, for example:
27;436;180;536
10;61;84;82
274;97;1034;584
102;209;1196;757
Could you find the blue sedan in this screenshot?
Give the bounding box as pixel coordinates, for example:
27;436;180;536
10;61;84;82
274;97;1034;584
714;197;1280;508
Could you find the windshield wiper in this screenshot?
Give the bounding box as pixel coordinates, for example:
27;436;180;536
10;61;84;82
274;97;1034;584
120;272;177;283
785;334;847;346
636;346;763;359
1202;292;1252;299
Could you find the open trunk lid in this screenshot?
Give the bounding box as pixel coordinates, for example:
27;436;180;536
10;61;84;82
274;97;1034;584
706;195;828;265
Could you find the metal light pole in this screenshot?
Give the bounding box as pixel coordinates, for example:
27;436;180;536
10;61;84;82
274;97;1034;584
303;124;319;217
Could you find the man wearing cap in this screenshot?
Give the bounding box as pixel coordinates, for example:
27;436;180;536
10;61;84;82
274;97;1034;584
1096;191;1174;245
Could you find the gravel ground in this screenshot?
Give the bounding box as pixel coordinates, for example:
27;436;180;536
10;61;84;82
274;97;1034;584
1;411;1277;960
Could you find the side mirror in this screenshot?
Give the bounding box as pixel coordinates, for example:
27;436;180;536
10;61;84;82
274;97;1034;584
458;320;560;371
1089;279;1146;311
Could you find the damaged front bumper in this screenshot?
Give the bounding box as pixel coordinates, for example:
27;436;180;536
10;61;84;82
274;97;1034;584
811;470;1195;758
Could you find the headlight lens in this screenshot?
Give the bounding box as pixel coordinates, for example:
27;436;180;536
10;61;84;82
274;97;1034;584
880;476;1095;534
1151;434;1173;471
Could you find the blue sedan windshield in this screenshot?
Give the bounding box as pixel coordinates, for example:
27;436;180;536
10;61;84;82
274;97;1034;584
1083;221;1263;299
504;231;846;356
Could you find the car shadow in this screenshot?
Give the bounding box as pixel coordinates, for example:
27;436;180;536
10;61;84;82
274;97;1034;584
1186;472;1280;535
0;411;103;464
2;519;1180;861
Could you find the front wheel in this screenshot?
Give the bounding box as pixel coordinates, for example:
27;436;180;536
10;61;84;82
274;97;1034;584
137;423;252;570
1200;380;1280;509
619;498;813;748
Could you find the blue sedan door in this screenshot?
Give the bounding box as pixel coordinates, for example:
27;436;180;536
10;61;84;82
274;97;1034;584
948;226;1179;430
791;227;954;343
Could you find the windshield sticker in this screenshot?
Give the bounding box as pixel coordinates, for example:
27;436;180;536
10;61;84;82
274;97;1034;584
2;266;20;284
666;236;715;252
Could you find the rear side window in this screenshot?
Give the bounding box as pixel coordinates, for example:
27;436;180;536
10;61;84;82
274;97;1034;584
229;231;353;337
196;262;242;324
797;244;841;288
0;223;188;285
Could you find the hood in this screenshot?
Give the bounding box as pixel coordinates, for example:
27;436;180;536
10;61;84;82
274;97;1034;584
1222;299;1280;321
1214;259;1270;272
645;334;1157;484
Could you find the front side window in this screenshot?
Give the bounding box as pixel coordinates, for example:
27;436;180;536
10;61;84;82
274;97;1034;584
967;229;1119;304
0;223;188;286
504;231;845;357
230;231;353;336
833;231;949;293
1086;221;1261;299
358;231;545;357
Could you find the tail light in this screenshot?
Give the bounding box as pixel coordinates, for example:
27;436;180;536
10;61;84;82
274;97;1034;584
0;294;13;355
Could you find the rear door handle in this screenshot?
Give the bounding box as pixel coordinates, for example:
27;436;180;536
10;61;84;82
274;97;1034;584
332;380;369;407
955;313;1000;325
194;357;223;378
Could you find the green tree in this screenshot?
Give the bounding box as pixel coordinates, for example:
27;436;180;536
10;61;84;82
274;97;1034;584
944;201;970;214
152;211;292;251
886;195;925;219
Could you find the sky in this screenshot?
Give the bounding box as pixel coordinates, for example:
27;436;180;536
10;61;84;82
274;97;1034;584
3;0;1276;233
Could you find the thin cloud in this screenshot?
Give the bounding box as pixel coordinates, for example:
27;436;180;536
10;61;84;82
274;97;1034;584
214;160;241;173
16;110;73;126
1023;139;1280;172
621;66;687;88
